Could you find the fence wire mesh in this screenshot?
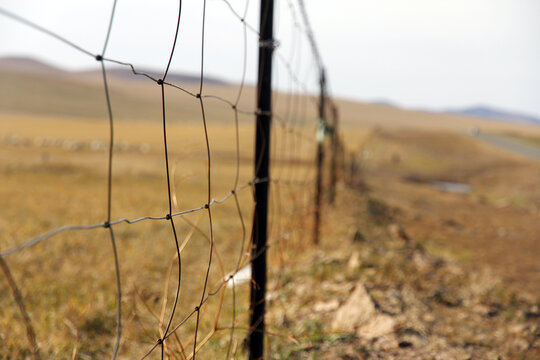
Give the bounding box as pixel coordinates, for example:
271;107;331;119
0;1;342;358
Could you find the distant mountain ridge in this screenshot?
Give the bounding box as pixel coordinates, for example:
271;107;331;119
3;56;539;128
0;57;65;75
0;56;227;85
365;100;540;127
444;106;540;126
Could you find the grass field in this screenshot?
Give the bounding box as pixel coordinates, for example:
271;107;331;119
1;66;539;359
0;109;323;358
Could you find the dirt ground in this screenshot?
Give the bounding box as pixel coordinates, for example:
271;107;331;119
265;128;540;359
363;129;540;298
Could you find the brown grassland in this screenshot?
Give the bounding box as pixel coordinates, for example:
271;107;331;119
1;69;539;359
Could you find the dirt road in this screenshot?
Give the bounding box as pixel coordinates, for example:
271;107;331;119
476;132;540;160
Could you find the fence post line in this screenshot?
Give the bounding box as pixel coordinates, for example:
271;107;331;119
328;104;339;204
249;0;274;358
313;70;326;244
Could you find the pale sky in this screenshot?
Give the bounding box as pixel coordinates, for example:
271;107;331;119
1;0;539;117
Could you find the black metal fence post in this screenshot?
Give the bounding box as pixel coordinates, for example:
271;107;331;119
329;104;339;204
313;70;326;244
249;1;274;359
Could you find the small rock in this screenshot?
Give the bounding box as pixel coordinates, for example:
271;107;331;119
347;251;361;272
411;250;433;271
314;299;340;312
388;223;411;244
332;282;396;340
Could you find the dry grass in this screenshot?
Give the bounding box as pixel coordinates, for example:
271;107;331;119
0;109;321;359
359;129;540;297
2;70;539;358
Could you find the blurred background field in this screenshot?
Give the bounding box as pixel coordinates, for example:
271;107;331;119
1;58;539;358
1;0;540;358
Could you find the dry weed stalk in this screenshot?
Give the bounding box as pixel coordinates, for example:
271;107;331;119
0;255;40;360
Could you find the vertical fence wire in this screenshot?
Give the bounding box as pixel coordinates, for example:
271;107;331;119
0;0;344;358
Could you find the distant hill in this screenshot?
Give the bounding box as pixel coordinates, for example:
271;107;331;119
444;105;540;126
370;99;398;108
0;56;230;121
365;101;540;127
79;66;227;86
2;57;540;135
0;57;67;75
0;56;227;85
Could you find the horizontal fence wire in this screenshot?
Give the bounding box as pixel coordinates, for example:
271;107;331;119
0;0;341;358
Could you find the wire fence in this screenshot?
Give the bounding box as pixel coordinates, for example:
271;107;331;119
0;1;344;358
